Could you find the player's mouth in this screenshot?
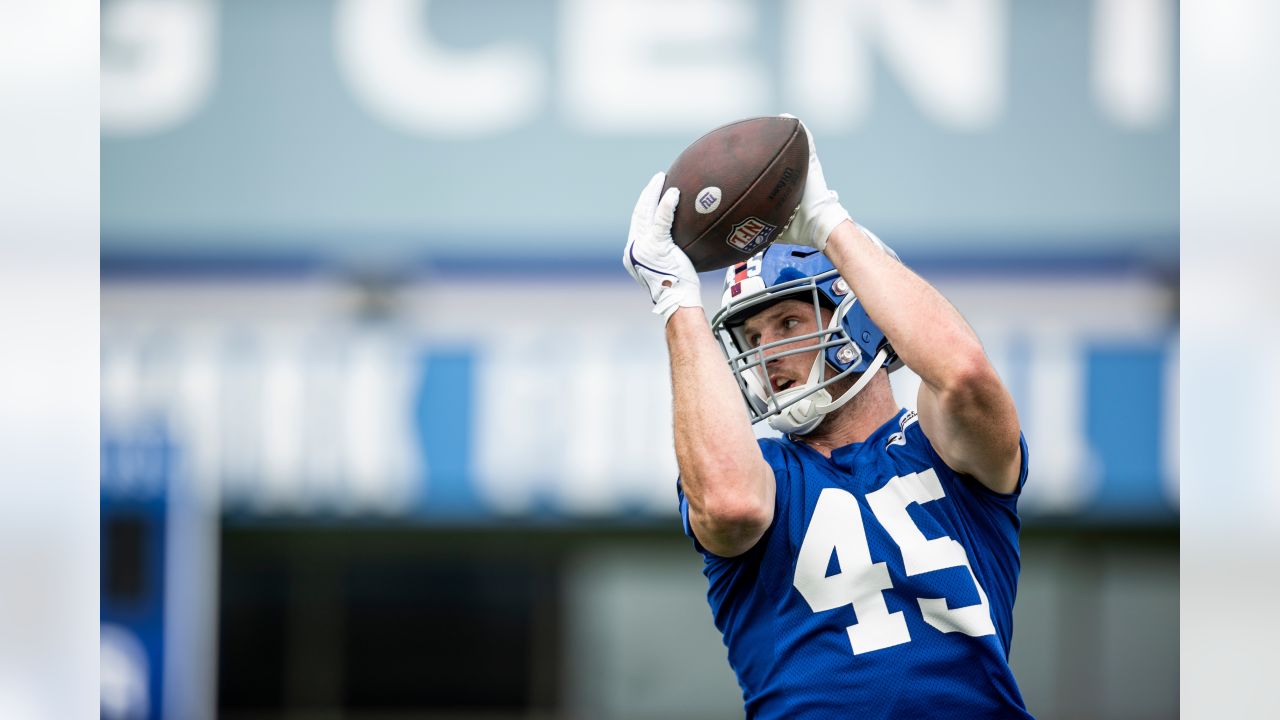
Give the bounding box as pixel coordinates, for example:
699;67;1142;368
771;377;797;393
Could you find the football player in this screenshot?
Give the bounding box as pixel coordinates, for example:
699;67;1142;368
623;118;1034;719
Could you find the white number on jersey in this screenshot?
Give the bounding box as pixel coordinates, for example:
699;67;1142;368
793;469;996;656
793;488;911;654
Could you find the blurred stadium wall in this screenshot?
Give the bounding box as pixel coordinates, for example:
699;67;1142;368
101;1;1177;719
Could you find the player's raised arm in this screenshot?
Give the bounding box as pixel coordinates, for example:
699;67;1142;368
624;173;775;557
825;224;1021;493
777;121;1022;495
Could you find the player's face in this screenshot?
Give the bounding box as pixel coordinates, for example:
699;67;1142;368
741;298;834;393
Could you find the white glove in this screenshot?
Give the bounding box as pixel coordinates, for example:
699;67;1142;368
777;114;852;253
623;172;702;322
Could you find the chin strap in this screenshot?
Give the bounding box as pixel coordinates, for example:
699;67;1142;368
766;346;890;436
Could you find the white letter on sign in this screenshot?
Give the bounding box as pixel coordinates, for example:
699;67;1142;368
785;0;1006;131
334;0;545;136
1092;0;1172;128
101;0;217;136
561;0;769;133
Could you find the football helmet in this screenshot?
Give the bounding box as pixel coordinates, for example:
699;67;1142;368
710;242;902;435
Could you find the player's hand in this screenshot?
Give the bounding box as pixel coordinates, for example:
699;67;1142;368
777;114;852;253
623;172;702;322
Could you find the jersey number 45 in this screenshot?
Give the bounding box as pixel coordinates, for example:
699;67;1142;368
793;468;997;655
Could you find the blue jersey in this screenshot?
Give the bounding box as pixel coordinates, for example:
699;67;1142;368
678;409;1033;719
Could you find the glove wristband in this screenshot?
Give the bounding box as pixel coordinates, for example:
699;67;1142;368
808;193;851;252
653;283;702;322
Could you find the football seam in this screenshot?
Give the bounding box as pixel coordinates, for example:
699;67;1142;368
691;121;803;249
683;117;760;153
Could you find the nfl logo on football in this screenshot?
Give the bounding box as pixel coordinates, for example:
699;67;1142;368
726;216;777;253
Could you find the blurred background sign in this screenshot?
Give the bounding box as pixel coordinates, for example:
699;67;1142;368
102;0;1176;262
101;1;1179;719
102;265;1177;522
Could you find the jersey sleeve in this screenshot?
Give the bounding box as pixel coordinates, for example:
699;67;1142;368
676;437;791;558
956;431;1030;509
903;415;1029;511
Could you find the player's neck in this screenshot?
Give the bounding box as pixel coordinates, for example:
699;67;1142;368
795;372;898;458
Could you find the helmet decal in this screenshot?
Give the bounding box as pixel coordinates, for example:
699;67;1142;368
726;252;764;299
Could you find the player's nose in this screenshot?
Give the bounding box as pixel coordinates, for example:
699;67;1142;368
760;337;787;361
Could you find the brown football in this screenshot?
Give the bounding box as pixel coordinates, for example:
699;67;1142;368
662;116;809;272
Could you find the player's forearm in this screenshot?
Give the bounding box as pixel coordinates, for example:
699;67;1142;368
823;221;990;393
665;307;773;532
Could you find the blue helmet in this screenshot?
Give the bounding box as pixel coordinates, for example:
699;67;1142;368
709;241;901;435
